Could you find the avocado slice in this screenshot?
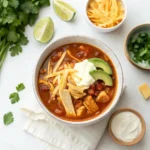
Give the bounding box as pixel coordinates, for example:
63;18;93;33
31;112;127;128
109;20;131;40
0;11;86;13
90;70;113;86
89;58;112;75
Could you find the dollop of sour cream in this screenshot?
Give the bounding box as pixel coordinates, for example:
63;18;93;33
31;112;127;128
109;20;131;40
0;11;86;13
73;59;96;87
111;111;142;142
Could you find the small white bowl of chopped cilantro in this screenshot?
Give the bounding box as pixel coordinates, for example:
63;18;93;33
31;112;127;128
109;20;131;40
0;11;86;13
125;24;150;70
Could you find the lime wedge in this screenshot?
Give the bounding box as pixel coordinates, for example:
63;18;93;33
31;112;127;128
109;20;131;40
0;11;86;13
33;17;54;43
53;0;76;21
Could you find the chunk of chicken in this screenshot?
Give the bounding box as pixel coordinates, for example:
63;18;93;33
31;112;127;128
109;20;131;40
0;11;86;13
76;106;86;117
83;96;99;113
96;91;110;103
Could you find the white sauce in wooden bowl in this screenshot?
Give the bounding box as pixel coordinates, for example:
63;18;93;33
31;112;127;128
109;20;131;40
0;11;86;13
111;111;142;142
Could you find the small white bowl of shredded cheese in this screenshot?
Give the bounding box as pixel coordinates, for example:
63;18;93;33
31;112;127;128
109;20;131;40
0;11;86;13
85;0;127;33
108;108;146;146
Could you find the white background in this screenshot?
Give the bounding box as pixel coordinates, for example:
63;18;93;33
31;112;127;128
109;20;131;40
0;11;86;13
0;0;150;149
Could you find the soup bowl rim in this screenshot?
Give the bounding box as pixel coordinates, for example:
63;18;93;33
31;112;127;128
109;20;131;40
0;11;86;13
33;35;124;126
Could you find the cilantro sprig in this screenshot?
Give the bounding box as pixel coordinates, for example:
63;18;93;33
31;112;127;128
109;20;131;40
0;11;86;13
3;112;14;125
9;92;20;104
9;83;25;104
0;0;50;69
16;83;25;92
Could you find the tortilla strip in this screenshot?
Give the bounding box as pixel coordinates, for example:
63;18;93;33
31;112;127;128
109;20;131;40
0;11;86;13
67;76;76;85
69;89;86;96
48;59;52;75
58;64;64;71
69;89;86;99
58;75;60;84
60;89;76;117
67;83;88;93
51;85;59;98
68;83;88;99
53;51;66;73
48;82;54;91
59;70;68;95
67;63;72;69
52;76;58;85
44;69;76;79
70;73;82;80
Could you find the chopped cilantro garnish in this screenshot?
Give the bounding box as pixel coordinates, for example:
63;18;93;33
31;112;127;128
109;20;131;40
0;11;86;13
3;112;14;125
9;92;20;104
128;32;150;66
16;83;25;92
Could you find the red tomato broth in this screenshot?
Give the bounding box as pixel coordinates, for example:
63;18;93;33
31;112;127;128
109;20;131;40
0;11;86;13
38;43;117;121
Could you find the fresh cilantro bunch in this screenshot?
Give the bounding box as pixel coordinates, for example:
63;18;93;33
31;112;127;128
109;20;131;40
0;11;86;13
0;0;50;69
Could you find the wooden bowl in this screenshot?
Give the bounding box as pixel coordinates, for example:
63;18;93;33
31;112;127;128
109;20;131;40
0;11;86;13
124;24;150;71
108;108;146;146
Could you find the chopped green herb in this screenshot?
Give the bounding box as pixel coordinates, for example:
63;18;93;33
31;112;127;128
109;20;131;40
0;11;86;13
134;44;139;49
128;32;150;66
139;48;148;57
131;38;136;43
9;92;20;104
3;112;14;125
16;83;25;92
137;37;143;44
143;51;150;60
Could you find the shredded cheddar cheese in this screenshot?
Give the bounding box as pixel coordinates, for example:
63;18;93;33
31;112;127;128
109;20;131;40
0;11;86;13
87;0;124;28
53;51;66;73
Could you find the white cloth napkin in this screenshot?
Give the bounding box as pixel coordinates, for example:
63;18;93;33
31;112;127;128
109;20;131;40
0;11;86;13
21;86;126;150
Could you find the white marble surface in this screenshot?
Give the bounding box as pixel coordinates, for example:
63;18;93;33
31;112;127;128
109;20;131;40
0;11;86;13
0;0;150;149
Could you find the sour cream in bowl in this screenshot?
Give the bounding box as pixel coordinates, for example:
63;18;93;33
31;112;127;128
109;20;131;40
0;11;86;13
108;108;146;146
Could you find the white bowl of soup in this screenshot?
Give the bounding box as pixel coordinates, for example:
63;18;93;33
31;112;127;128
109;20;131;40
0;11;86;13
85;0;127;33
33;36;123;126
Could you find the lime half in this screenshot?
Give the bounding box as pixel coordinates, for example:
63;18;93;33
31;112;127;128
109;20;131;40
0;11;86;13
53;0;76;21
33;17;54;43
